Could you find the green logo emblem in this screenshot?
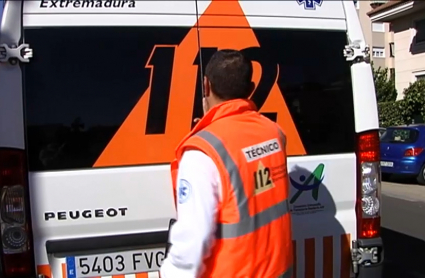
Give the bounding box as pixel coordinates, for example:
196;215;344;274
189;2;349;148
289;163;325;204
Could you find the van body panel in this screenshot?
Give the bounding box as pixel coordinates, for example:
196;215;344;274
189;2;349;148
351;63;380;133
289;154;356;278
342;0;380;133
31;154;356;278
227;0;346;19
29;166;175;278
23;0;198;15
0;0;25;148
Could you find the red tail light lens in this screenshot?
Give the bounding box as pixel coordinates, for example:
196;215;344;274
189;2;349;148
356;131;381;239
0;148;35;277
357;131;380;162
404;147;423;157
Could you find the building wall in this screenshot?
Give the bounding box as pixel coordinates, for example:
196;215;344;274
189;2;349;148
385;23;395;69
357;1;393;69
391;10;425;99
358;1;373;49
372;28;386;68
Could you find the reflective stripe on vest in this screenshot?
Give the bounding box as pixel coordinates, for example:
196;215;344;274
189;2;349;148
196;130;290;239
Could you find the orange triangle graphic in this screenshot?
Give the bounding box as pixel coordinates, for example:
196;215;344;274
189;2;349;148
197;0;305;156
94;0;306;168
94;27;199;167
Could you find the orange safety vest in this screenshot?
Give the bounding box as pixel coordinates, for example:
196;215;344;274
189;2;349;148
170;99;293;278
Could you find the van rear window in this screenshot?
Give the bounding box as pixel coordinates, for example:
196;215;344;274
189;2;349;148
23;27;355;171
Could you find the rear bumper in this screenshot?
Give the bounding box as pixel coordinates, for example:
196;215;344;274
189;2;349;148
356;237;384;278
380;159;421;175
46;230;169;254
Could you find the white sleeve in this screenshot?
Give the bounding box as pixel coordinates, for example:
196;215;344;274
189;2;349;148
160;150;221;278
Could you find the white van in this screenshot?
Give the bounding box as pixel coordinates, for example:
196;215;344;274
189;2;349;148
0;0;383;277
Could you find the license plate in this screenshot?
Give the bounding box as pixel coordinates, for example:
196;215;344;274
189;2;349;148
66;247;165;278
380;161;394;167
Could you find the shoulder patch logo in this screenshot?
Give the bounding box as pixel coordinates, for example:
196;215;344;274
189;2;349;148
178;179;192;204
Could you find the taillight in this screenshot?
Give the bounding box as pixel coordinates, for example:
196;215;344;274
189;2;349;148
356;131;381;239
0;148;35;277
404;147;423;157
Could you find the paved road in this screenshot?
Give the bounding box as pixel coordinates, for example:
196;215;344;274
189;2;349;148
382;180;425;278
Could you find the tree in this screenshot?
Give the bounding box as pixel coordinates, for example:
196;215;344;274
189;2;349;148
372;65;397;102
397;79;425;124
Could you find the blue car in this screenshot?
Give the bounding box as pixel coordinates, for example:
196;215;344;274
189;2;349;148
380;124;425;184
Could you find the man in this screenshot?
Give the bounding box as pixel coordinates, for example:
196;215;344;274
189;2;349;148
160;49;293;278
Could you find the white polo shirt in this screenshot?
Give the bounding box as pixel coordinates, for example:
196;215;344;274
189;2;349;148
160;150;222;278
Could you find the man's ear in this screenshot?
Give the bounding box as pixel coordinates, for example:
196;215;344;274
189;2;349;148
203;76;211;97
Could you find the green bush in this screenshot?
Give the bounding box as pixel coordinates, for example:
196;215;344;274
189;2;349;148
373;66;397;102
398;79;425;124
377;80;425;127
378;101;405;127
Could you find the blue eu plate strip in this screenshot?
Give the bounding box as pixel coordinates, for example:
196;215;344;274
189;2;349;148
66;257;77;278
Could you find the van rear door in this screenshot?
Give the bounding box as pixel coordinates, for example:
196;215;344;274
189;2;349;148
22;1;201;277
195;1;357;277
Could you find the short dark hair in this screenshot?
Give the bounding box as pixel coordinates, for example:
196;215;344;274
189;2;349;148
205;49;253;100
